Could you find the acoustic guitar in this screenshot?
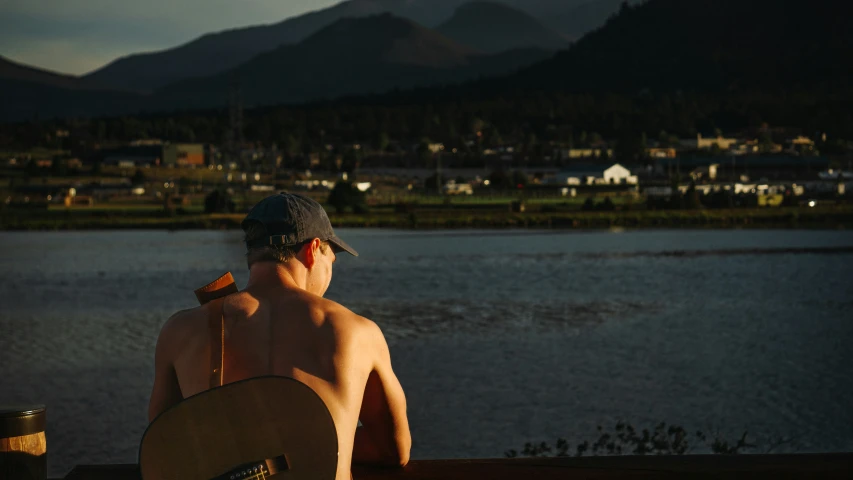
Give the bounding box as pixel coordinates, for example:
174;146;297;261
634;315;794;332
139;376;338;480
139;273;339;480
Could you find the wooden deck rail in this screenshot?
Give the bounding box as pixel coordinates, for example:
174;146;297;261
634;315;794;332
54;453;853;480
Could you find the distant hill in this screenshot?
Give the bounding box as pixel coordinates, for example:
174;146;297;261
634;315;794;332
77;0;635;92
0;56;142;121
0;78;142;122
436;2;568;53
0;56;93;90
0;13;552;121
499;0;851;93
153;14;551;110
540;0;645;41
367;0;466;28
81;0;390;92
70;0;643;94
17;0;845;122
356;0;636;40
483;0;640;39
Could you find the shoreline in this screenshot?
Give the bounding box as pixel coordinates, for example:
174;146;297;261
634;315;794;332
1;206;851;231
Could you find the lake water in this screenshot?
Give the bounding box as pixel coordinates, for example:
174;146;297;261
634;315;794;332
1;229;852;477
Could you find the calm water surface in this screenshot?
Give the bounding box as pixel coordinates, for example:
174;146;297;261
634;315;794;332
1;229;852;476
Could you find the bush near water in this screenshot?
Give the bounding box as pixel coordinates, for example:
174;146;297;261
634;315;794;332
507;421;797;458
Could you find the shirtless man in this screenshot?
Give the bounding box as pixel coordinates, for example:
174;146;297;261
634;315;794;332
148;193;411;480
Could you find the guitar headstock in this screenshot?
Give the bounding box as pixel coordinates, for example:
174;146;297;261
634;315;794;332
195;272;239;305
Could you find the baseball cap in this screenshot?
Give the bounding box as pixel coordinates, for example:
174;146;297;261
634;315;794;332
241;193;358;257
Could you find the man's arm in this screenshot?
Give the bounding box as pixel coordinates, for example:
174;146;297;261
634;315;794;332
147;314;184;422
353;321;411;467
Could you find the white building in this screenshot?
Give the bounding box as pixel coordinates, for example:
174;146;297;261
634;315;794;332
443;181;473;195
555;163;637;186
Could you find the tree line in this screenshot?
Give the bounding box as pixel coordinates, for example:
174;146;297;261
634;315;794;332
2;89;851;168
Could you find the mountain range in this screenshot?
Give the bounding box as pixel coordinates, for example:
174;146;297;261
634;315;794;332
436;2;567;54
82;0;390;92
81;0;574;92
0;11;555;120
1;0;848;122
1;0;634;119
500;0;849;93
155;14;553;111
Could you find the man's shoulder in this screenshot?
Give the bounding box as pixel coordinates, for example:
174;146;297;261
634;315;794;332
159;303;214;339
311;297;379;336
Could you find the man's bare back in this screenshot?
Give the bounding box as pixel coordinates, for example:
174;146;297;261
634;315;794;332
148;193;411;480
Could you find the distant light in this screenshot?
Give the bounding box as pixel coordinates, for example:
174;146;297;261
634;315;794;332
808;201;816;207
484;180;490;186
164;182;169;188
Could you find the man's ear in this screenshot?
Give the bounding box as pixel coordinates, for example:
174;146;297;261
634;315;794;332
303;238;322;269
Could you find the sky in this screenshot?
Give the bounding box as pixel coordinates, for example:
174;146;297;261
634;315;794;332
0;0;341;76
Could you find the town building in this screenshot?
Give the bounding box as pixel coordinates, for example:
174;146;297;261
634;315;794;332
555;164;637;185
99;142;206;168
101;144;164;168
690;164;719;181
677;155;831;181
680;134;739;150
167;144;205;167
556;148;614;159
647;147;677;159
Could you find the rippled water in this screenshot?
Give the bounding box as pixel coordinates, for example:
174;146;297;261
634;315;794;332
1;229;852;477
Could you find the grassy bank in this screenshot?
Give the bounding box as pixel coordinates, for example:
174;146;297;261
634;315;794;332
1;206;851;231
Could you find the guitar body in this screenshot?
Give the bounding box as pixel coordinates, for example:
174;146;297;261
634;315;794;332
139;376;338;480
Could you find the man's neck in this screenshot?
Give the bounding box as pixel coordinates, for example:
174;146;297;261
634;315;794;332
246;262;307;292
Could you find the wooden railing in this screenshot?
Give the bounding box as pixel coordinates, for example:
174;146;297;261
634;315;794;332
54;453;853;480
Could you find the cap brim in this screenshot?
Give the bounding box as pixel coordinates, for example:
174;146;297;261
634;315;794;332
328;235;358;257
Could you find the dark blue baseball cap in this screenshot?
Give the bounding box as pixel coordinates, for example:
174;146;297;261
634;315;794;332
241;193;358;256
